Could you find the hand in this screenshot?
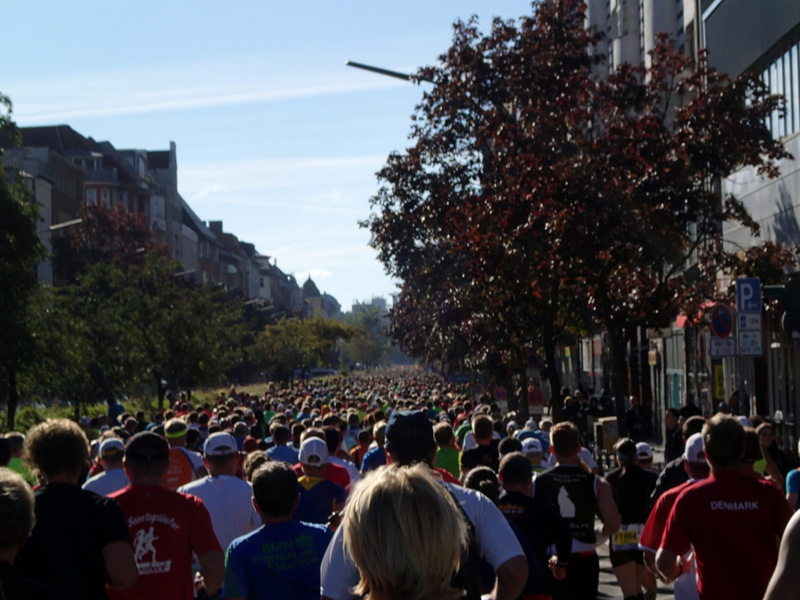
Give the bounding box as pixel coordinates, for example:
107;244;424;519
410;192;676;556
548;556;567;581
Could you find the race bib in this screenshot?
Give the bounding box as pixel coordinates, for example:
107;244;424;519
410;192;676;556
611;523;643;551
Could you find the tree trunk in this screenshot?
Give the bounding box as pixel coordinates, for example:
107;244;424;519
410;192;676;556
606;323;631;407
542;323;563;422
6;368;18;431
156;374;166;409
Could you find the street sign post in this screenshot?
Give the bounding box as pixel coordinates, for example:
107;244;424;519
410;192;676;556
738;331;763;356
710;303;734;338
736;278;762;313
710;337;736;358
738;313;762;331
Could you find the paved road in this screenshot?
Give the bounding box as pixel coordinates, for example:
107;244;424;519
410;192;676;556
596;535;675;598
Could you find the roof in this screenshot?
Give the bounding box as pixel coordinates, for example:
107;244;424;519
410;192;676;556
302;277;321;298
10;125;98;156
181;198;221;244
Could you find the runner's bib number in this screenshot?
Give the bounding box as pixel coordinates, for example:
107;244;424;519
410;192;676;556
611;523;643;551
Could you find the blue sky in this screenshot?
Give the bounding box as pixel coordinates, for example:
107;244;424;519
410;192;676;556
4;1;534;310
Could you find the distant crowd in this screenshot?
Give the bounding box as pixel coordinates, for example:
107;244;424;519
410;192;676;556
0;372;799;600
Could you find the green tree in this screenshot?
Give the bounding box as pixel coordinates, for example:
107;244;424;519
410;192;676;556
0;93;46;429
251;318;316;382
342;305;390;367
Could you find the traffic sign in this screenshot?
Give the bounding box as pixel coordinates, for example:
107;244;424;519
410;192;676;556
710;303;734;338
494;386;507;401
738;330;763;356
738;313;762;331
710;337;736;358
736;277;762;313
528;388;544;406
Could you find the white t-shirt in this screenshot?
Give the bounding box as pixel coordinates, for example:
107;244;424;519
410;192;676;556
320;480;524;600
461;430;502;451
546;446;597;470
178;474;261;552
330;456;361;488
82;467;129;497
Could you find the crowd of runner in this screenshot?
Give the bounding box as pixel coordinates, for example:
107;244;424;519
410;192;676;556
0;370;799;600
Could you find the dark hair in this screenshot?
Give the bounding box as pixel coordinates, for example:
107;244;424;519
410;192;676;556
550;422;581;457
0;438;10;467
666;408;680;420
472;415;494;441
252;461;298;517
323;426;340;453
742;427;761;463
25;419;89;477
682;415;705;439
463;466;500;503
703;415;745;467
498;437;522;456
433;422;454;447
499;453;533;487
272;424;290;444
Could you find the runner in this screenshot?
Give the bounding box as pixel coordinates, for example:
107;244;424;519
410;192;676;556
321;409;528;600
177;431;260;552
534;421;621;600
605;438;657;600
656;415;793;600
223;461;332;600
109;431;223;600
83;437;130;496
15;419;137;600
639;433;710;600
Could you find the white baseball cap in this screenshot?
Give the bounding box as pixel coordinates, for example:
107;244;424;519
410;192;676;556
299;437;329;466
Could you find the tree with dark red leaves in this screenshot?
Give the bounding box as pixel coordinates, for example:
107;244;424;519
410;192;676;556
363;0;788;409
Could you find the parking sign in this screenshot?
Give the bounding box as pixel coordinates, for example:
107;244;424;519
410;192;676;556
736;278;762;313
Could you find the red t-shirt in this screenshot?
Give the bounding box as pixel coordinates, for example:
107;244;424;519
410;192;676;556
294;462;350;490
434;466;462;485
639;479;695;553
661;470;792;600
109;484;221;600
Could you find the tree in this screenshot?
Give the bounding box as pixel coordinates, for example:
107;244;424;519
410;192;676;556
251;318;316;382
52;201;167;283
250;317;359;382
342;305;390;367
0;93;46;429
363;0;788;408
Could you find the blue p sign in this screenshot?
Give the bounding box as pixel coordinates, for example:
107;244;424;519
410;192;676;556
736;278;762;313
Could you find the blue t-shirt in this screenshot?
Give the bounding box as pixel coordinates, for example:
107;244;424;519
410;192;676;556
786;468;800;510
267;445;300;465
223;520;333;600
294;476;347;524
360;447;386;472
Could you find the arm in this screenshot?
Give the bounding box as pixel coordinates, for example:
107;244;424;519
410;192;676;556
198;550;225;595
103;540;138;590
595;477;621;535
655;546;680;582
764;511;800;600
489;555;528;600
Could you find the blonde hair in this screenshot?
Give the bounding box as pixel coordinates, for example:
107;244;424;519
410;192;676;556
0;468;35;549
342;464;467;600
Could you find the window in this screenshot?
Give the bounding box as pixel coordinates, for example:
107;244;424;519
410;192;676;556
86;188;97;205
